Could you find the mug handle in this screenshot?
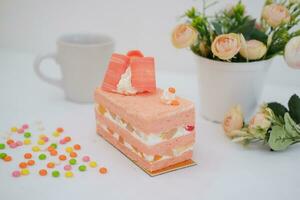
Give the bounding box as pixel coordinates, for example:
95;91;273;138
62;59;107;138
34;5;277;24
33;53;63;89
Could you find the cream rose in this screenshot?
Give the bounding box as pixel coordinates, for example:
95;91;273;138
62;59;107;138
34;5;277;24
248;113;271;130
262;4;290;28
211;33;241;60
239;40;267;60
284;36;300;69
171;24;198;48
223;105;244;137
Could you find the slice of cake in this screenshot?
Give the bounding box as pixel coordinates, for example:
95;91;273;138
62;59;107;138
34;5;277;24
95;50;196;175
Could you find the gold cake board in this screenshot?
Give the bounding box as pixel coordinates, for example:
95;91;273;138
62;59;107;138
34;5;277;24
99;131;197;177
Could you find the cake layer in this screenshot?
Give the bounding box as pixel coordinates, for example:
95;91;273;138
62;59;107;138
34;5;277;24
96;111;195;156
95;103;193;145
94;88;195;134
97;125;193;172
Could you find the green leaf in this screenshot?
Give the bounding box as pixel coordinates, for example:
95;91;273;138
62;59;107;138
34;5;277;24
268;126;293;151
288;94;300;124
212;22;222;35
231;18;256;39
250;28;268;43
284;113;300;137
267;102;288;118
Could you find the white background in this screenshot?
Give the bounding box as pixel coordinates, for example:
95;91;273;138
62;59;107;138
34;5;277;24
0;1;300;200
0;0;300;85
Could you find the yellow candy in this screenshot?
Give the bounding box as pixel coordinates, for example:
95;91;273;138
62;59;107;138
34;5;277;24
89;161;97;168
65;147;73;153
52;131;60;137
65;171;73;178
38;139;45;145
24;139;31;145
21;169;30;175
32;146;40;152
11;127;18;132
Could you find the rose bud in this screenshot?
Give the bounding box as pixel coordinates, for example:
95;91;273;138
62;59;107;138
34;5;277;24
223;105;244;137
239;40;267;60
249;113;271;130
262;4;290;28
284;36;300;69
211;33;241;60
171;24;198;48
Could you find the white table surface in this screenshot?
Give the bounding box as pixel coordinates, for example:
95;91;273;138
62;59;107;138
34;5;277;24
0;49;299;200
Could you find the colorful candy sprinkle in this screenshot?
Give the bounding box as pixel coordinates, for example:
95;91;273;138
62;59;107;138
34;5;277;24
69;159;77;165
0;143;5;149
79;165;87;172
17;129;24;134
24;132;31;138
65;147;73;153
6;139;14;145
22;124;29;129
89;161;97;168
39;154;47;160
64;165;72;171
3;155;12;162
24;153;32;159
27;160;35;166
70;152;77;158
65;171;73;178
73;144;81;150
19;162;27;169
59;155;67;161
0;153;7;159
12;170;21;177
52;170;60;177
99;167;108;174
16;141;23;146
50;143;58;149
52;131;60;137
50;150;58;156
37;139;45;145
10;127;18;132
23;139;31;145
82;156;90;162
47;162;55;168
32;146;40;152
56;127;64;133
39;169;47;176
21;169;30;175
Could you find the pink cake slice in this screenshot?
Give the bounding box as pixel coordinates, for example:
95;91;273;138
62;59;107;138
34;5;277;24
94;88;195;172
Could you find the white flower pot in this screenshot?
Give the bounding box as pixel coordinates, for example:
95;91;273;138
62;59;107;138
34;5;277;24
195;55;272;123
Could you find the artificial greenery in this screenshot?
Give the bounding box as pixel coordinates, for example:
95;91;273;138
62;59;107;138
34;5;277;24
232;94;300;151
184;0;300;62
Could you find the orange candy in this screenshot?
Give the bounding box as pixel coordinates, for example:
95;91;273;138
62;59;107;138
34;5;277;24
27;160;35;166
168;87;176;94
24;153;32;159
64;136;71;142
19;162;27;168
73;144;81;150
59;155;67;161
6;139;14;145
3;155;12;162
56;127;64;133
70;152;77;158
47;146;55;152
50;150;58;156
39;169;47;176
171;99;180;106
99;167;108;174
47;162;55;168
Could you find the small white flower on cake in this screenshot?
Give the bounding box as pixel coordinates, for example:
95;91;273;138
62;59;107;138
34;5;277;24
161;87;180;106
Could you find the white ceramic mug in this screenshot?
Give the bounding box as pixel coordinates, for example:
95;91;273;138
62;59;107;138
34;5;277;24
34;33;114;103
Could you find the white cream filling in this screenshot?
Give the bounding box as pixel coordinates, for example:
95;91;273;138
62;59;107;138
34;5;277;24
99;124;192;162
99;107;190;145
116;67;137;95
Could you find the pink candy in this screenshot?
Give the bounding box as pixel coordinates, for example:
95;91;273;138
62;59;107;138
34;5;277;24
42;137;49;142
59;139;66;145
12;170;21;177
82;156;90;162
16;141;23;146
64;165;72;171
22;124;29;129
9;143;17;149
17;128;24;134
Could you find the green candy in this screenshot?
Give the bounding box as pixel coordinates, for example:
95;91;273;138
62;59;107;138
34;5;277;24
0;143;5;150
50;143;57;149
0;153;7;159
24;132;31;138
78;165;86;172
52;170;60;177
69;158;77;165
39;154;47;160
